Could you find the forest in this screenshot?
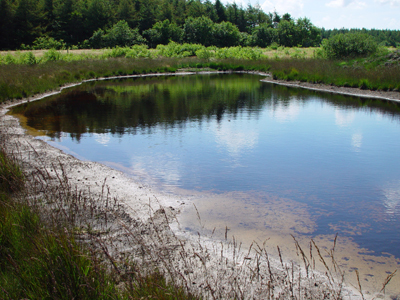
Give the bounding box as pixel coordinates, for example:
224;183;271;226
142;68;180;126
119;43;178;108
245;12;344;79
1;0;399;51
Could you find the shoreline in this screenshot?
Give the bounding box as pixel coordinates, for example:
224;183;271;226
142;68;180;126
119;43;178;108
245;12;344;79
261;78;400;103
1;72;399;299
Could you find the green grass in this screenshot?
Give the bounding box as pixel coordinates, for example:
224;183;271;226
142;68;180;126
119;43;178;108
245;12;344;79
1;46;399;104
0;148;198;299
270;57;400;91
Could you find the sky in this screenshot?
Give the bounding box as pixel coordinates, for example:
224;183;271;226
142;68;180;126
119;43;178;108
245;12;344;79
223;0;400;30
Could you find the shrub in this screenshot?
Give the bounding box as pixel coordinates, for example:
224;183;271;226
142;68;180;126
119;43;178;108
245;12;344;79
42;49;63;62
322;32;378;59
86;21;147;49
31;36;67;50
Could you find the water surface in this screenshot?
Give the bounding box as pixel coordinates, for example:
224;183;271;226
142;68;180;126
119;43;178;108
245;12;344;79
11;74;400;261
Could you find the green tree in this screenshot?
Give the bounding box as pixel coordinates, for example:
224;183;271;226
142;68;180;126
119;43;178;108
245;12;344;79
186;0;205;19
251;23;277;47
295;17;321;47
40;0;55;34
203;0;218;22
53;0;73;42
215;0;226;22
172;0;186;25
277;20;296;47
0;0;16;49
212;21;240;47
87;20;146;48
14;0;42;47
84;0;112;35
322;32;379;58
183;16;214;46
143;19;183;48
245;4;268;31
116;0;137;28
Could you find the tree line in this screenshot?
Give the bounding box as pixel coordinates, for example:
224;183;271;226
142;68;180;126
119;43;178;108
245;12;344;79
0;0;399;51
0;0;321;49
321;28;400;48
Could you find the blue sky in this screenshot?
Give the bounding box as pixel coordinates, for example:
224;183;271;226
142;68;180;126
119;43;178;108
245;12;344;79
223;0;400;30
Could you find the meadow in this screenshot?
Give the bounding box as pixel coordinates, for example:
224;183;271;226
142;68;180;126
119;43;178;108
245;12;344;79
0;44;399;104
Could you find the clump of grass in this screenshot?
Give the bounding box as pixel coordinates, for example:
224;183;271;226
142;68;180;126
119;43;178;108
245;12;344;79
0;138;198;299
0;148;24;193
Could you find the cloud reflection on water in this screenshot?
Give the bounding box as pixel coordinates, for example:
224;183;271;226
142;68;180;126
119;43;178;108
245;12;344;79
214;121;259;163
382;181;400;217
335;108;355;127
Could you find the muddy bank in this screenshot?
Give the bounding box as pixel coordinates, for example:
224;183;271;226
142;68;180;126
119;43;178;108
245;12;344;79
1;72;399;299
261;78;400;103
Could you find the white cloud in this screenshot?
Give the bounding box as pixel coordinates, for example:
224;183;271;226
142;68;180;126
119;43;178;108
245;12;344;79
224;0;248;7
214;123;258;159
335;109;355;127
271;101;301;123
261;0;304;17
93;133;110;146
382;181;400;216
326;0;366;8
351;133;362;152
375;0;400;6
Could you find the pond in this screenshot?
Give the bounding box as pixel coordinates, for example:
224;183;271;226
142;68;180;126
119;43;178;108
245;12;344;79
11;73;400;279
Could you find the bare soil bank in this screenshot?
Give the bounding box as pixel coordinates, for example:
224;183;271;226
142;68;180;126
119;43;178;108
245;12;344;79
1;72;399;299
261;78;400;102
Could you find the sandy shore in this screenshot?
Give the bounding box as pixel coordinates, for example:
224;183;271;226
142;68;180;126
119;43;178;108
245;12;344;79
1;72;399;299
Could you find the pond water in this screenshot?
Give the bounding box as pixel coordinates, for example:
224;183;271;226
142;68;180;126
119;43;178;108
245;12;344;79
11;73;400;263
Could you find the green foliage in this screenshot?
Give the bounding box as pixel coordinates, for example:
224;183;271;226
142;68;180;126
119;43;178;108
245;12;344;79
322;28;400;48
30;36;67;50
101;45;153;59
156;42;204;58
86;20;147;49
183;16;214;46
251;24;278;48
322;32;379;59
212;21;241;47
42;49;63;62
143;20;183;48
214;46;265;60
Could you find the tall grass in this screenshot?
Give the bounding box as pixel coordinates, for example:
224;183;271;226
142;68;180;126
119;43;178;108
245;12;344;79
0;143;199;299
270;58;400;91
1;46;399;104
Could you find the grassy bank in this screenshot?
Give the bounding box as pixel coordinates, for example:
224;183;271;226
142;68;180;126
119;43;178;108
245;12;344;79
0;45;399;104
270;56;400;91
0;147;197;299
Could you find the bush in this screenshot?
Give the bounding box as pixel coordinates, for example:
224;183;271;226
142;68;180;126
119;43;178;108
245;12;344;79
156;42;204;58
322;32;378;59
42;49;63;62
86;21;147;49
31;36;67;50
